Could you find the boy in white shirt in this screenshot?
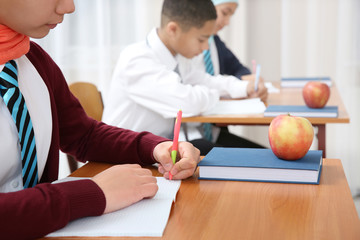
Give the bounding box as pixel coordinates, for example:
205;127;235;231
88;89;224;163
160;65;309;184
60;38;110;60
103;0;267;154
181;0;269;150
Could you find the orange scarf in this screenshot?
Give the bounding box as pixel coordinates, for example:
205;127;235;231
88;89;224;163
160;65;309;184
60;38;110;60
0;25;30;65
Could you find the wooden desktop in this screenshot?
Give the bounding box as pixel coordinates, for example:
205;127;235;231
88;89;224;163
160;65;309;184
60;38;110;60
182;83;350;157
44;158;360;240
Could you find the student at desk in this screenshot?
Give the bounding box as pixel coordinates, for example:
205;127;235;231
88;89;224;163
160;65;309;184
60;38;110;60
102;0;268;155
0;0;200;239
198;0;266;82
179;0;269;152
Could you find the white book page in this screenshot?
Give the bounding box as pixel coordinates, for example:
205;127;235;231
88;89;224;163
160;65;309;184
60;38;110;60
48;177;181;237
265;82;280;93
203;98;266;116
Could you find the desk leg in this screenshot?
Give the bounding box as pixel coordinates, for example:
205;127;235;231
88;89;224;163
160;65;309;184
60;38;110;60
316;125;326;158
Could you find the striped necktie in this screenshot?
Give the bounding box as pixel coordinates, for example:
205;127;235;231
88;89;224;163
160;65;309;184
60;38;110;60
203;48;214;142
0;60;38;188
203;49;214;76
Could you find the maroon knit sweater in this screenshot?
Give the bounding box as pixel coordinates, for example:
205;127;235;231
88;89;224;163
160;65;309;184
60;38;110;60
0;42;168;240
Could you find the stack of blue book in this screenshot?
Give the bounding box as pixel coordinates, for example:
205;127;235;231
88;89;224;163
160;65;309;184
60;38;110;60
264;105;338;118
281;77;332;88
198;148;323;184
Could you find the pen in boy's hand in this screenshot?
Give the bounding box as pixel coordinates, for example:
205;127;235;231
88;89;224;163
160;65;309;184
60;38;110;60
255;64;261;92
169;110;182;180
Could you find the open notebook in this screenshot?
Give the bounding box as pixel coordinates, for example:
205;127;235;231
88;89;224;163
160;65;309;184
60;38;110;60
48;177;181;237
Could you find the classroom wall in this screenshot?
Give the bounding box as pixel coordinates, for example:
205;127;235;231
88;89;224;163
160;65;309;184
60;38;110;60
221;0;282;81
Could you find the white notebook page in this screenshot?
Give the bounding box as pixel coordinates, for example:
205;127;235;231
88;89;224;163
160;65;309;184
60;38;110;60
48;177;181;237
203;98;266;116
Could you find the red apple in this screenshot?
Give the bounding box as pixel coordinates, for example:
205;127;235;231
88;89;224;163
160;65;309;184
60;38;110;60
302;81;330;108
268;114;314;160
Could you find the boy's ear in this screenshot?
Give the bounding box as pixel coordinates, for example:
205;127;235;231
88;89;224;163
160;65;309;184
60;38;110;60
166;21;181;38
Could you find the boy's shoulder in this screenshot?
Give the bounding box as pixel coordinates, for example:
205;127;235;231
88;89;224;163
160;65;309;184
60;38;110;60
119;40;160;66
120;40;151;58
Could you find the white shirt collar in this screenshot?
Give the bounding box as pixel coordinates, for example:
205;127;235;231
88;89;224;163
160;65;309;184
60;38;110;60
147;28;178;71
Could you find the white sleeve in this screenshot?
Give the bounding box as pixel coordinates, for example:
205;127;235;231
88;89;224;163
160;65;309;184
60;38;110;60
179;55;249;99
113;50;220;118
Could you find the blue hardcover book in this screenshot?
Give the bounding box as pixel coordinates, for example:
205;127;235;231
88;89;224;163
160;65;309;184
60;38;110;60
264;105;338;118
198;148;323;184
281;77;332;88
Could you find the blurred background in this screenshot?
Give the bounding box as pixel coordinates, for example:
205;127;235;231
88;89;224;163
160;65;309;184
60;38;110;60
33;0;359;200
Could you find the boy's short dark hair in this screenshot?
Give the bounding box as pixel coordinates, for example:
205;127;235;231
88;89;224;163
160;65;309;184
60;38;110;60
161;0;217;31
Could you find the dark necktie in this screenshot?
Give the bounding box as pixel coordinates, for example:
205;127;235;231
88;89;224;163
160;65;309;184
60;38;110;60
0;60;38;188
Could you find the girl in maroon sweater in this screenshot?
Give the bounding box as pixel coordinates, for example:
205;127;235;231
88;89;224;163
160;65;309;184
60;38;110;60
0;0;200;239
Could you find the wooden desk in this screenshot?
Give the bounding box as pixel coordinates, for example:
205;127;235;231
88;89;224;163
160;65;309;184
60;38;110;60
183;83;350;157
45;159;360;240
